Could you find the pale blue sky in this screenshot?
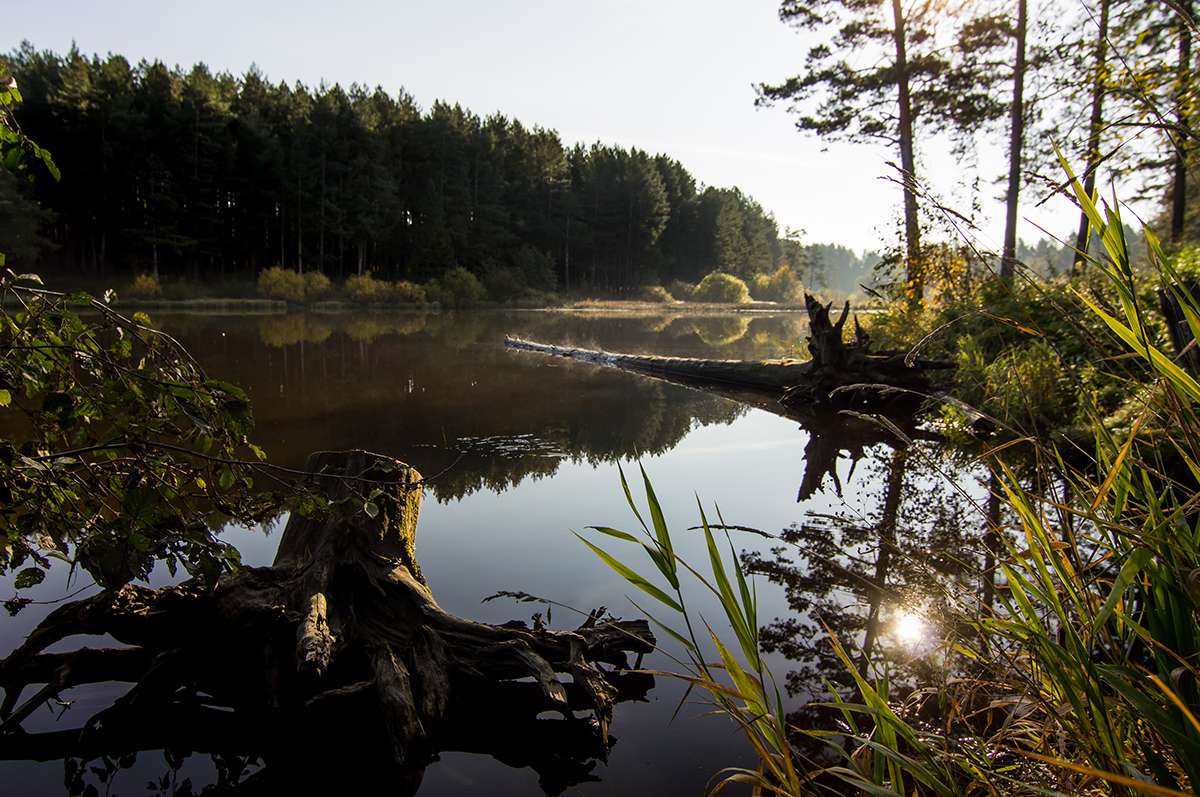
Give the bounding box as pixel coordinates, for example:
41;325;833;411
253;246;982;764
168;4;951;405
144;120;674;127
5;0;1088;251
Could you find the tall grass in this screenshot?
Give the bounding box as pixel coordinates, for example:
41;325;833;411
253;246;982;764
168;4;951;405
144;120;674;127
584;165;1200;796
578;463;811;795
968;164;1200;796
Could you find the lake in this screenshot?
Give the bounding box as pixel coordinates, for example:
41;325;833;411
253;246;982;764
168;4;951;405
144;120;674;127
0;307;992;796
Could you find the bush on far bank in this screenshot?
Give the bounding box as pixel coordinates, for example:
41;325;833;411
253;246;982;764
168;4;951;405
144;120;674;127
425;267;487;308
257;266;307;302
304;271;333;301
256;267;428;305
749;265;803;303
637;285;674;303
691;272;750;303
667;279;695;301
124;273;162;300
343;274;425;304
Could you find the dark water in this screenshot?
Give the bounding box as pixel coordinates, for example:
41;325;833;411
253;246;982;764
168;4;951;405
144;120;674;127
0;308;992;795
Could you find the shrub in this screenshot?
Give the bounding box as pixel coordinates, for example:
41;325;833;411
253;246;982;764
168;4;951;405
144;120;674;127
482;263;524;301
692;272;750;304
749;266;802;303
637;285;674;303
391;280;426;304
162;280;196;301
343;275;426;304
303;271;332;301
428;267;486;308
667;279;695;301
258;266;306;302
343;274;388;304
125;274;161;300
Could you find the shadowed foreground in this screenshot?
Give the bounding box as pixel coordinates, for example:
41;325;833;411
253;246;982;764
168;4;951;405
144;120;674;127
0;450;654;795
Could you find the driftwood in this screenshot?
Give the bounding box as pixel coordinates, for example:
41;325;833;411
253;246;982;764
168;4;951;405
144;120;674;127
508;296;949;502
507;295;950;410
785;294;952;406
0;450;654;794
504;337;812;390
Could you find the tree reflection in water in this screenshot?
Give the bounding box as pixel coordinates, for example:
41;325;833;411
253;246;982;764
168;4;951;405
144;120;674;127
0;308;807;796
744;437;999;766
166;310;773;501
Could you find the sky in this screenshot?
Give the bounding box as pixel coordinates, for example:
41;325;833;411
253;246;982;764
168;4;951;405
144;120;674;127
3;0;1107;253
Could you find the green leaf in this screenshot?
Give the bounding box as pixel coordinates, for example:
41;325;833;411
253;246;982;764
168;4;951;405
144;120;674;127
123;487;158;523
575;532;684;612
218;467;236;490
617;462;651;535
639;463;672;556
13;567;45;590
194;434;213;455
0;389;9;407
586;525;640;544
1094;547;1152;631
221;399;255;436
364;501;379;519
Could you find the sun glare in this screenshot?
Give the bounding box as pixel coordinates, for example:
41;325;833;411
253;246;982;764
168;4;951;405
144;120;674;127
894;610;926;642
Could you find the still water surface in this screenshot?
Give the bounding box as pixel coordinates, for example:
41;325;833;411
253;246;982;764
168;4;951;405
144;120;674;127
1;308;991;795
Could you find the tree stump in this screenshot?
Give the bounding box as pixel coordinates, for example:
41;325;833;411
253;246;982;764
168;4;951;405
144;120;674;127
0;450;654;794
780;294;951;408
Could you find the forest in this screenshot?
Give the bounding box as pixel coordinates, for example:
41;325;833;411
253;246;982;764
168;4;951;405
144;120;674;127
9;0;1200;794
0;42;830;297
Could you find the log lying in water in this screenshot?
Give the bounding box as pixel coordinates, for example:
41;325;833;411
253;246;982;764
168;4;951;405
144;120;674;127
505;336;812;390
509;296;951;504
0;450;654;794
507;295;952;409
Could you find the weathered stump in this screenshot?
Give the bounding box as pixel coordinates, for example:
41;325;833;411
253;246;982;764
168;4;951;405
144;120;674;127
780;295;951;408
0;450;654;794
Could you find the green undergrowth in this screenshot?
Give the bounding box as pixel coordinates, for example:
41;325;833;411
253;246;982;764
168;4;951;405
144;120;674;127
586;171;1200;796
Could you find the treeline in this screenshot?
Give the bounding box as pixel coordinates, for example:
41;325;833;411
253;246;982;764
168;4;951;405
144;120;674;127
3;43;814;295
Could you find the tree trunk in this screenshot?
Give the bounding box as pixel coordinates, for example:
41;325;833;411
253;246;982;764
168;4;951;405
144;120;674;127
1001;0;1028;280
0;450;653;791
1173;0;1195;243
892;0;924;306
1073;0;1111;276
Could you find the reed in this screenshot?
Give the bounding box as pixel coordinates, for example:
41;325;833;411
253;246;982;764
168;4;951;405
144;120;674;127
584;166;1200;796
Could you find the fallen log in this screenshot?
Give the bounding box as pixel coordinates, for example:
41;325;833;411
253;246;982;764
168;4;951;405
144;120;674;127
507;294;951;410
0;450;654;794
508;296;951;502
504;336;812;390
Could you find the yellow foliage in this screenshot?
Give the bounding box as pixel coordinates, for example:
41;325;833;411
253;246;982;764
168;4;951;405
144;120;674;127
692;272;750;303
343;274;426;304
303;271;332;300
258;267;306;302
125;274;161;300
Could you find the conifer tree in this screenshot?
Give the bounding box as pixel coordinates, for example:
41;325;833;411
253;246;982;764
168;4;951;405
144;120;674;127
758;0;1003;304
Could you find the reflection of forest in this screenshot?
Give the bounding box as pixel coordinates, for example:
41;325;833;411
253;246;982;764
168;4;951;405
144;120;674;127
744;440;997;761
155;310;808;501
